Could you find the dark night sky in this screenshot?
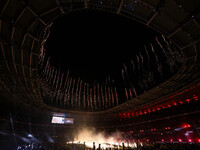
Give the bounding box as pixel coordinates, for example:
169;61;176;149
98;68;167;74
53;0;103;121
45;9;158;83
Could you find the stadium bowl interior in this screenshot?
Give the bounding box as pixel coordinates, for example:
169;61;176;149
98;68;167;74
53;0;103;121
0;0;200;149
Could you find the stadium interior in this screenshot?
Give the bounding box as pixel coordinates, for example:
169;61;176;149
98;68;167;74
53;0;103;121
0;0;200;150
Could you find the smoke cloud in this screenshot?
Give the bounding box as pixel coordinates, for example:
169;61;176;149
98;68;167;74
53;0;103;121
69;127;137;149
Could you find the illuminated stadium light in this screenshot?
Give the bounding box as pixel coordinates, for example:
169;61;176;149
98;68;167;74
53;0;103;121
188;139;192;142
183;124;191;128
186;99;191;102
178;139;182;142
27;134;33;138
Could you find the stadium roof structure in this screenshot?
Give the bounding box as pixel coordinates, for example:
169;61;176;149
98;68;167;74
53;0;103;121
0;0;200;116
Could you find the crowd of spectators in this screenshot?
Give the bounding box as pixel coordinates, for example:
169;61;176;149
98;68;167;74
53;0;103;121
15;142;200;150
137;143;200;150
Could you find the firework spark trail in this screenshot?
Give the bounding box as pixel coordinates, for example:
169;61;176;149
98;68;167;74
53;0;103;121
138;79;144;91
101;85;104;109
125;88;129;101
161;35;176;66
155;36;167;58
136;55;140;70
41;48;45;66
41;22;52;45
50;90;54;103
129;88;133;99
49;67;55;83
122;68;125;81
59;73;64;89
52;90;57;102
63;90;67;106
104;85;108;108
94;84;97;110
42;59;49;79
63;83;68;105
39;48;45;68
65;78;72;107
148;71;155;86
75;78;80;107
161;34;170;48
83;83;86;108
139;52;144;70
78;80;82;108
150;44;163;77
39;35;47;65
107;76;112;107
90;87;93;110
155;36;173;73
39;45;44;65
45;65;51;82
47;66;53;83
97;83;101;108
131;60;135;73
114;87;119;105
123;64;127;71
144;45;150;61
63;82;69;106
55;89;60;103
55;70;60;90
65;75;71;95
39;22;52;65
71;79;76;107
168;40;183;65
107;78;110;101
42;63;48;82
63;70;69;89
87;83;90;108
111;87;115;106
123;64;135;99
108;86;111;107
122;68;129;100
142;79;148;90
133;87;137;97
52;70;58;88
59;91;64;106
57;73;64;102
122;68;126;99
174;49;184;63
67;78;72;107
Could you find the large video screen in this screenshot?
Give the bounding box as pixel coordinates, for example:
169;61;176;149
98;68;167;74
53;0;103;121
51;116;65;124
51;113;74;124
64;118;74;124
